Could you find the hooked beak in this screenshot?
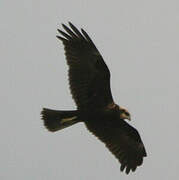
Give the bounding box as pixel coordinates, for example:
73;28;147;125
120;113;131;121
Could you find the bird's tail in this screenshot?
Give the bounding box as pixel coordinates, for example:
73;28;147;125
41;108;80;132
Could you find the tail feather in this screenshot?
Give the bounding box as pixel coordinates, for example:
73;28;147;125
41;108;80;132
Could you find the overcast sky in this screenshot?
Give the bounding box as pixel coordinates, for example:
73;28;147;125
1;0;179;179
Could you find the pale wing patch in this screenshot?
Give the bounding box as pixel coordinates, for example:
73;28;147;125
61;116;77;124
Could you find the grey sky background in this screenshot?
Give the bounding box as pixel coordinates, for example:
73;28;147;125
1;0;179;179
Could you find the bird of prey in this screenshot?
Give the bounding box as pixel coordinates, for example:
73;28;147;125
41;22;147;174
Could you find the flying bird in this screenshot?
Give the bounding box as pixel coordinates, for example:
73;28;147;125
41;22;147;174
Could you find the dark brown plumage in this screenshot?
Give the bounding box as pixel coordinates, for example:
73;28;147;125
41;22;147;174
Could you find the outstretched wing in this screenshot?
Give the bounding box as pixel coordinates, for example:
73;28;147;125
86;119;147;174
57;22;113;109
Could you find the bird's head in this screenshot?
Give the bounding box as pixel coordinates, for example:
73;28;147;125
119;107;131;121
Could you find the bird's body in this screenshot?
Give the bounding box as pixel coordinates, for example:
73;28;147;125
41;22;147;174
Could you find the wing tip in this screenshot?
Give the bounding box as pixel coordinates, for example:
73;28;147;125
56;35;67;42
68;21;73;27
